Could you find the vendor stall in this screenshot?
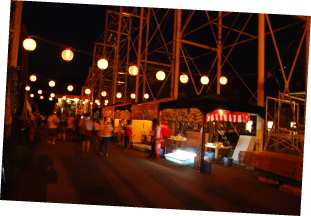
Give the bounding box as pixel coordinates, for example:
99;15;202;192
159;92;265;171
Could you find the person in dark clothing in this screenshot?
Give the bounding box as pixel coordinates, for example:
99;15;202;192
123;120;132;148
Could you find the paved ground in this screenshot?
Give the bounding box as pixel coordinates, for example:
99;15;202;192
0;128;303;215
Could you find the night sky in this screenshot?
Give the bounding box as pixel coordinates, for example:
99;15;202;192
18;0;304;115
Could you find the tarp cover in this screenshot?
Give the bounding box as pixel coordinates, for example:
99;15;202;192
158;92;265;119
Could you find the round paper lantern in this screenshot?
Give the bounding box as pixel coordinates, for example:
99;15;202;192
104;99;109;104
144;93;149;99
180;74;188;84
85;99;88;103
82;101;85;104
220;76;228;85
30;94;34;98
129;65;138;76
156;71;166;81
49;97;53;101
130;93;135;99
25;85;30;91
50;93;55;97
29;75;37;82
200;76;209;85
23;38;36;51
116;93;122;98
95;99;99;104
97;58;108;69
90;102;93;105
62;49;74;61
85;88;91;95
97;102;100;105
38;89;42;94
67;85;73;91
40;96;44;99
101;91;107;97
62;96;66;100
49;80;55;87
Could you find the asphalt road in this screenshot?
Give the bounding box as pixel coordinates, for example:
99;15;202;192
1;128;302;216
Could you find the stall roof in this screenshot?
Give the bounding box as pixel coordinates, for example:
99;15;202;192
114;103;132;112
158;92;266;119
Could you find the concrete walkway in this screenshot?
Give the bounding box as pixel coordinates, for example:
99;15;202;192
1;128;302;215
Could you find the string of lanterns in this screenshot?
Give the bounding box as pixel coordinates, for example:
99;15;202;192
23;37;228;103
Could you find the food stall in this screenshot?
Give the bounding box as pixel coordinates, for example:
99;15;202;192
158;92;266;170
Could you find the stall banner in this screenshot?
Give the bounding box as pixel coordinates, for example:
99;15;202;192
115;110;131;120
161;108;203;124
132;109;156;120
206;110;250;123
102;106;115;118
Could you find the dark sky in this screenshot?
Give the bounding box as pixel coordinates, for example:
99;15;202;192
19;0;308;113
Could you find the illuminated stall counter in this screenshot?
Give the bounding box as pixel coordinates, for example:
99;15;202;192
164;150;197;166
205;142;231;162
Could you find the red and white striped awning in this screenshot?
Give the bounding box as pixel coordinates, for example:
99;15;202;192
206;110;250;123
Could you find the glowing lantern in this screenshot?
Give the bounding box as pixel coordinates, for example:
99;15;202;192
144;93;149;99
156;71;166;81
30;94;34;98
23;38;36;51
104;99;109;104
180;74;188;84
85;99;88;103
200;76;209;85
49;80;55;87
67;85;73;91
50;93;55;97
38;90;42;94
25;85;30;91
49;97;53;101
62;49;74;61
90;102;93;105
101;91;107;97
116;93;122;98
97;102;101;105
129;65;138;76
85;88;91;95
30;75;37;82
130;93;135;99
62;96;66;100
97;58;108;70
82;101;85;104
67;99;70;103
220;76;228;85
40;96;44;99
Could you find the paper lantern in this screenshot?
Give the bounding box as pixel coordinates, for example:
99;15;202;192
220;76;228;85
40;96;44;99
62;96;66;100
130;93;135;99
101;91;107;97
38;90;42;94
62;49;74;61
49;97;53;101
144;93;149;99
116;93;122;98
25;85;30;91
156;71;165;81
180;74;188;84
49;80;55;87
23;38;36;51
200;76;209;85
85;88;91;95
97;58;108;69
97;102;101;105
104;99;109;104
129;65;138;76
67;85;73;91
90;102;93;105
30;94;34;98
85;99;88;103
29;75;37;82
50;93;55;97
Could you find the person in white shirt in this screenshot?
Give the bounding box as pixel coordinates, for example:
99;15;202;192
47;111;60;145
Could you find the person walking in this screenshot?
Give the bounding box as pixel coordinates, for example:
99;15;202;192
41;114;47;129
93;119;100;142
99;117;113;156
67;114;76;140
148;119;163;158
58;111;68;141
29;110;37;144
47;111;60;145
81;113;93;152
123;120;132;148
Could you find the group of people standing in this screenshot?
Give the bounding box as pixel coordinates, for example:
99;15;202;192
44;110;114;156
